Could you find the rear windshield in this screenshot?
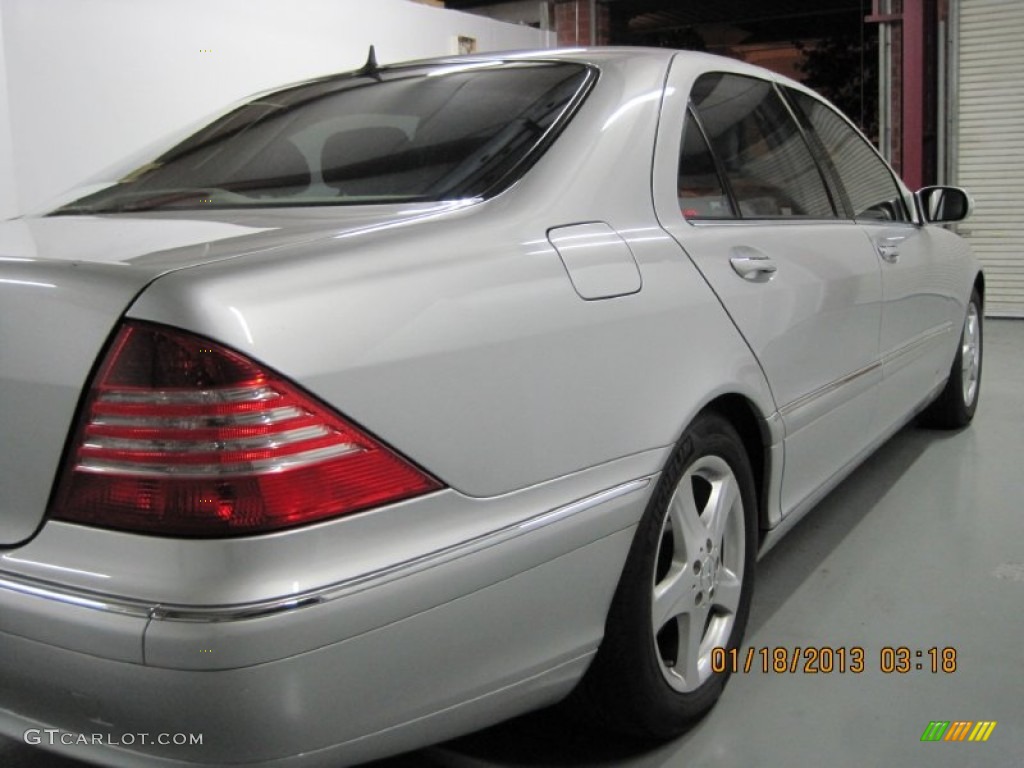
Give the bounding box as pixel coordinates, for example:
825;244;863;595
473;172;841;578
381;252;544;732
54;61;593;214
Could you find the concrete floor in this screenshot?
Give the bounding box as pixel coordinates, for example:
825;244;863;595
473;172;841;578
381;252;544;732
3;320;1021;768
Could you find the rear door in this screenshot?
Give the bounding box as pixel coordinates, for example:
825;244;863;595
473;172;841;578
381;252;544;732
654;66;885;517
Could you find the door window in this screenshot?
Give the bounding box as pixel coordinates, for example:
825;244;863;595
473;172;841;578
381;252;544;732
690;73;835;219
787;89;909;222
678;108;736;219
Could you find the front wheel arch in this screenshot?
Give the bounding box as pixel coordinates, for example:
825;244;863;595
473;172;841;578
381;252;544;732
919;286;983;429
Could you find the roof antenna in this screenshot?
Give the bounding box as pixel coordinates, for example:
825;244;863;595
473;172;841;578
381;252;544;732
356;45;382;79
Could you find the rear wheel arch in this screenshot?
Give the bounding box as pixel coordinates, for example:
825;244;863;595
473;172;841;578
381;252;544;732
700;394;770;536
571;408;759;737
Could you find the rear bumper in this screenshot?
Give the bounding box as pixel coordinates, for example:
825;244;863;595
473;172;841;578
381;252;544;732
0;478;651;767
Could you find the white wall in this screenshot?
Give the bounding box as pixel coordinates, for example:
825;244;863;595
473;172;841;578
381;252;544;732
0;0;554;220
0;8;17;218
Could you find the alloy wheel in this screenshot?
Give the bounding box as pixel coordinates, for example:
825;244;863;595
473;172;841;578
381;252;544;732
652;454;746;693
961;301;981;408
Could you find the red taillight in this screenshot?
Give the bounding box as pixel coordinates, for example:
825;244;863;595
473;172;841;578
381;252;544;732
50;322;441;536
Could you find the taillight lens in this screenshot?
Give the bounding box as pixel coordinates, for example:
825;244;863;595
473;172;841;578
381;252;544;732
50;321;441;536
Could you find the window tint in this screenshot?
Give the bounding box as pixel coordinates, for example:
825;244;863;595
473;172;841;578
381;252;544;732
787;90;908;222
54;62;592;213
691;73;834;219
678;108;735;219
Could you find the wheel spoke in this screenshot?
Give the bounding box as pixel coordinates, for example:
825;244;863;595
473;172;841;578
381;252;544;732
710;567;743;616
675;603;710;687
668;482;708;557
705;473;739;550
960;304;981;406
652;565;699;631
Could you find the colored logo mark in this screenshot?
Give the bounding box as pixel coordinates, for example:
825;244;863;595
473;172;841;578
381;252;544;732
921;721;997;742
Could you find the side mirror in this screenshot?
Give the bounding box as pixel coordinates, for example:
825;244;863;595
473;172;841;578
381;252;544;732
916;186;973;224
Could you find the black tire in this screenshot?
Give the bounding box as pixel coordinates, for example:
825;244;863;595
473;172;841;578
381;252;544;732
572;411;757;739
919;288;983;429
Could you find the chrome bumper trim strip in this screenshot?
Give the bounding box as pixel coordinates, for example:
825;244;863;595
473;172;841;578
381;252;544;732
0;477;651;624
778;322;954;418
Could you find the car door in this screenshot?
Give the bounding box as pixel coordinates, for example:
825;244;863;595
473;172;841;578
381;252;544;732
654;66;885;518
784;88;962;431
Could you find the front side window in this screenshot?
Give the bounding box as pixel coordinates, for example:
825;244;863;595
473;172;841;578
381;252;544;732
53;62;593;214
690;73;835;219
787;89;908;222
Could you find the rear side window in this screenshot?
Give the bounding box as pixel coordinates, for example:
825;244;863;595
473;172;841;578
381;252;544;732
678;108;736;219
787;89;909;222
690;73;835;219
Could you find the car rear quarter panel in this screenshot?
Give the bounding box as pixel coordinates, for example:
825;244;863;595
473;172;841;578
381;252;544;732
0;51;775;641
127;53;775;501
1;52;778;618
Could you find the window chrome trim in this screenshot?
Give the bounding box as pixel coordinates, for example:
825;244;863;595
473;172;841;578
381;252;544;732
685;218;856;228
0;477;651;624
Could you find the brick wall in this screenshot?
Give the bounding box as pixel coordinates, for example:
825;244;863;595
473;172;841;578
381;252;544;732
554;0;610;46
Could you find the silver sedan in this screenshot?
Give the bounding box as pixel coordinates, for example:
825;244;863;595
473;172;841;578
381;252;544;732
0;47;981;767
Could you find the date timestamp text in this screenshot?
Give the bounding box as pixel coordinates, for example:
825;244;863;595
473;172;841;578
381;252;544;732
711;646;957;674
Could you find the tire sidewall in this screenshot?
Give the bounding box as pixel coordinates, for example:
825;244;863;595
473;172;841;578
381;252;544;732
918;287;983;429
596;411;758;737
959;291;983;419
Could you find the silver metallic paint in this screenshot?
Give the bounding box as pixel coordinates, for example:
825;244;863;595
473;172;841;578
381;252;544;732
547;221;642;299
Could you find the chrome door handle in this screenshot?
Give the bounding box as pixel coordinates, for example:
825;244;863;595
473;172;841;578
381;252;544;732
729;254;777;282
877;244;900;263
